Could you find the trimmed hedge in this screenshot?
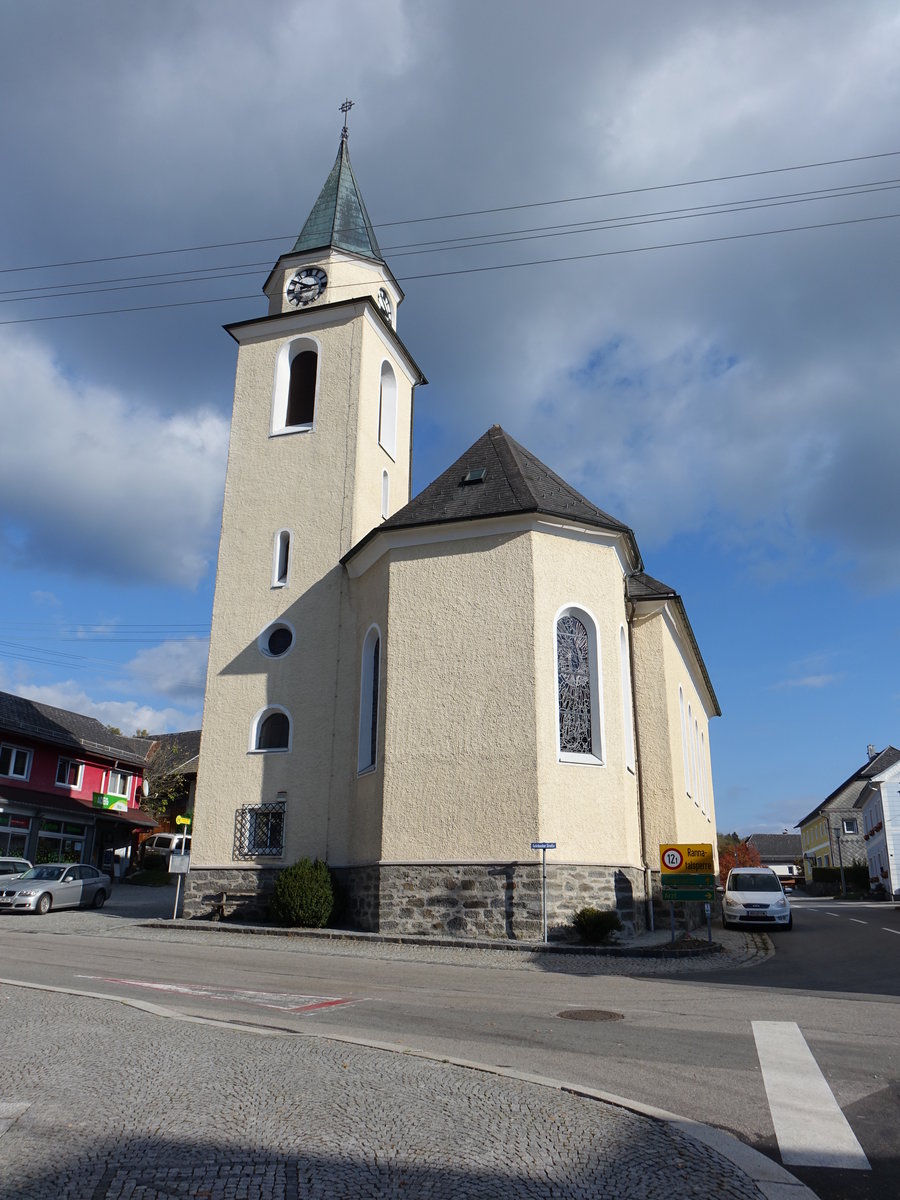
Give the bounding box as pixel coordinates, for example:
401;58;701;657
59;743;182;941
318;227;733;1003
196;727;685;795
268;858;334;928
572;906;623;944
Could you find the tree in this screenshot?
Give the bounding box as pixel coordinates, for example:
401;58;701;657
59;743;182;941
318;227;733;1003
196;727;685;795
717;840;761;887
141;738;190;822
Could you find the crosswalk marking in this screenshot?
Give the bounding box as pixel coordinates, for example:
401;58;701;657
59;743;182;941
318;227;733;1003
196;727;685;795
752;1021;870;1170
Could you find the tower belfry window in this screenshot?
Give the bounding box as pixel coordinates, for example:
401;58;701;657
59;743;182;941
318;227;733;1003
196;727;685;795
287;350;317;427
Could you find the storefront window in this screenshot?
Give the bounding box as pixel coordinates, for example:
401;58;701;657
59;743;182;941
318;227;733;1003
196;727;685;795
35;819;85;864
0;812;30;857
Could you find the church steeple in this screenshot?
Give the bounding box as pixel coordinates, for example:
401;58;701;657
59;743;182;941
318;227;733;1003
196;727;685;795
291;133;384;264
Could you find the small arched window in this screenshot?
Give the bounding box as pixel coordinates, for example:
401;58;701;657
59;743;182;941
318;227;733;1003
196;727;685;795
358;625;381;773
381;470;390;520
555;606;603;763
378;361;397;459
272;529;291;587
252;707;291;752
271;337;319;434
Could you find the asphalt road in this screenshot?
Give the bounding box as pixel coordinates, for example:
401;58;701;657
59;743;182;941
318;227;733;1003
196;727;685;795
0;889;897;1200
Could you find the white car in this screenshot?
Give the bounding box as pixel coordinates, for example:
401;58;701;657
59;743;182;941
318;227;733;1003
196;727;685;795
140;833;191;862
721;866;792;931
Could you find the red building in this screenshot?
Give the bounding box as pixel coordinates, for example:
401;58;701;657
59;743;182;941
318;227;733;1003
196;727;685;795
0;691;156;869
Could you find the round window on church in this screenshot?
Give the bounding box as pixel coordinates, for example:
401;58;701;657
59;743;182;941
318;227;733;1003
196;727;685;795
259;623;294;658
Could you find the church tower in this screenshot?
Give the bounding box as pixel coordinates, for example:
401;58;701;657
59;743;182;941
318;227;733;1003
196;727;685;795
190;120;425;881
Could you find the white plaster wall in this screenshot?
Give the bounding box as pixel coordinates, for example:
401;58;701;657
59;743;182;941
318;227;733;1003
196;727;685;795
631;608;717;863
378;531;540;861
532;533;642;867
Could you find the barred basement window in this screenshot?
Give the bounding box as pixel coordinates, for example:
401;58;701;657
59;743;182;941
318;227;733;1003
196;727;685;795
233;801;286;859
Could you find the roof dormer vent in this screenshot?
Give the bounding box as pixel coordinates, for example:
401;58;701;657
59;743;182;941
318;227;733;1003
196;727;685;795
461;468;486;485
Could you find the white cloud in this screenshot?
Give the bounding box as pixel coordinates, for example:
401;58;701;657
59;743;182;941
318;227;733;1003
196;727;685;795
0;678;199;737
0;330;229;587
773;674;843;690
126;639;209;701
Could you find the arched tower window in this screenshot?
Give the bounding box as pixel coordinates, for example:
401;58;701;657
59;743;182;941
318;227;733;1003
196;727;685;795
555;607;604;763
381;470;390;519
251;707;291;752
272;529;291;587
358;625;381;773
679;687;691;798
271;337;320;434
378;361;397;459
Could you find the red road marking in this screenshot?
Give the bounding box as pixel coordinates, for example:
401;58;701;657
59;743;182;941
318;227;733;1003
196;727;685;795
77;975;360;1014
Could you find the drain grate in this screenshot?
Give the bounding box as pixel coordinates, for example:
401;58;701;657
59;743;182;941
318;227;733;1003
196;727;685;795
557;1008;623;1022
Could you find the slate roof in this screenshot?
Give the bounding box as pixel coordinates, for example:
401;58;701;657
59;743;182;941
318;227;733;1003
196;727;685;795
625;571;677;601
292;136;384;263
0;690;149;766
747;833;802;860
145;730;201;776
347;425;640;561
795;745;900;827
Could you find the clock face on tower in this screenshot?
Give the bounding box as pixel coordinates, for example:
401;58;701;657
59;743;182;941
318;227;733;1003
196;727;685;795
286;267;327;307
377;287;393;324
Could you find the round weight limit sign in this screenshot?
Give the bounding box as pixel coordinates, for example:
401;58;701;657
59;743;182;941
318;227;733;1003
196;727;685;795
662;847;684;871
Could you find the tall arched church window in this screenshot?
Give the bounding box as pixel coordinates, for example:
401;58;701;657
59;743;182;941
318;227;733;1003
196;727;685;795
358;625;381;773
271;337;319;434
679;687;691;798
555;607;604;763
252;707;291;752
272;529;291;587
378;361;397;459
619;626;635;772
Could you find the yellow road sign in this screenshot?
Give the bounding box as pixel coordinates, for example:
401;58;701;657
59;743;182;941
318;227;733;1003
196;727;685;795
175;814;192;826
659;843;714;874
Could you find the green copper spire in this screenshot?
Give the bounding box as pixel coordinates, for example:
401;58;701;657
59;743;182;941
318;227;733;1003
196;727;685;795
292;132;384;263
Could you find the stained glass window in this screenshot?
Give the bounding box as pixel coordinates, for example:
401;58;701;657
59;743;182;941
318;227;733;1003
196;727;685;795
557;614;593;754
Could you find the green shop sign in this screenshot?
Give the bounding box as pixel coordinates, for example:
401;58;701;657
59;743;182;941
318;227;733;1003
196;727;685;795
92;792;128;813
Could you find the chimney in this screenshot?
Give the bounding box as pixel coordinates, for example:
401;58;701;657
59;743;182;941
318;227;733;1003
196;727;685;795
867;744;877;760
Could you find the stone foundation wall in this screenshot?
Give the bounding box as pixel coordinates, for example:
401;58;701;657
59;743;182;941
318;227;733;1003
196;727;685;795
183;861;653;940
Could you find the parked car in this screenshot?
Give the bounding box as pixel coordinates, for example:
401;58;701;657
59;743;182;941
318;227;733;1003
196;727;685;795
721;866;792;931
139;833;191;862
0;863;112;915
0;858;31;878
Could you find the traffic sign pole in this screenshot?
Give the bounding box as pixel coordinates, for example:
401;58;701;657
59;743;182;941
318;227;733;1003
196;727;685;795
530;842;556;943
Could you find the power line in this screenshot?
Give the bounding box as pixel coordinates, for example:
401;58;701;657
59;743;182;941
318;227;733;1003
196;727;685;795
2;148;898;277
1;208;897;327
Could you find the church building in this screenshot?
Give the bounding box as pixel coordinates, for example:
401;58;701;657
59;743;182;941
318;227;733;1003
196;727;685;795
186;125;720;938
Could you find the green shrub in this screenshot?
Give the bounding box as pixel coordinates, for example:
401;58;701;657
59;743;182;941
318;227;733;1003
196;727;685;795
572;906;623;944
269;858;334;928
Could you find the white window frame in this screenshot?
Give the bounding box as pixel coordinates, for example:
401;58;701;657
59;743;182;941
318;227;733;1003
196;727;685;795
270;336;320;436
56;757;84;790
106;769;131;799
619;625;635;773
378;361;397;460
554;604;605;766
272;529;292;587
257;620;296;659
250;706;292;754
0;743;32;781
357;624;381;774
381;469;390;520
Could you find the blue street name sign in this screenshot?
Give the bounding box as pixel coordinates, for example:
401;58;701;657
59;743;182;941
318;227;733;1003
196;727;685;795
531;842;556;850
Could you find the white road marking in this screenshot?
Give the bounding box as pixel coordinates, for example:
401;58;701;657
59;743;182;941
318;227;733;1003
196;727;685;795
75;974;359;1015
0;1102;30;1137
884;928;900;936
826;912;840;917
752;1021;870;1170
849;918;868;925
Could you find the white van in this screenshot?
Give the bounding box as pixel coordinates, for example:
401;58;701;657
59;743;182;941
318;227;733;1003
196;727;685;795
140;833;191;862
721;866;792;931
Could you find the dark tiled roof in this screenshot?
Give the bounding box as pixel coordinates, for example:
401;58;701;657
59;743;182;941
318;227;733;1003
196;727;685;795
626;571;677;600
347;425;639;561
146;731;201;776
747;833;802;859
0;690;148;766
292;137;384;263
795;745;900;826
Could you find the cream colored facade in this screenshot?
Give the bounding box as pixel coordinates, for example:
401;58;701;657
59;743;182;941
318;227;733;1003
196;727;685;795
188;137;721;937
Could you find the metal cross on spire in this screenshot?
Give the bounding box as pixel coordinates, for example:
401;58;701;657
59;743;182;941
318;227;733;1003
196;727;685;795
340;98;354;141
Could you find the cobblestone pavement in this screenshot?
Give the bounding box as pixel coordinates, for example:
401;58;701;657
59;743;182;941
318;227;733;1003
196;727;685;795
0;986;781;1200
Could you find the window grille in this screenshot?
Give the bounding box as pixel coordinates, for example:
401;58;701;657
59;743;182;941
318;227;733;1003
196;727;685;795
233;801;285;859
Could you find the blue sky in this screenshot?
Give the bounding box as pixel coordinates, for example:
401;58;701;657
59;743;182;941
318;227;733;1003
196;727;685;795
1;0;898;835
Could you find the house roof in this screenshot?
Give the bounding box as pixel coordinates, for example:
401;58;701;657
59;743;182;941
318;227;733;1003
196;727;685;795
795;745;900;827
0;690;148;768
747;833;802;859
345;424;641;564
291;135;384;263
145;730;201;776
